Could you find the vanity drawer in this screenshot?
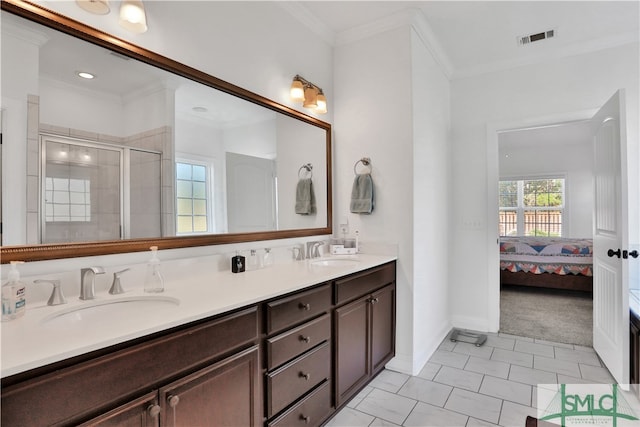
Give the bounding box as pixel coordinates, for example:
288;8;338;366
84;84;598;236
268;381;331;427
334;262;395;305
266;314;331;370
266;284;331;334
266;342;330;418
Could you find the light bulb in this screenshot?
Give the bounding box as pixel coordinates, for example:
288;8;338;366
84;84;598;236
302;85;318;108
290;79;305;102
315;91;327;114
119;0;148;33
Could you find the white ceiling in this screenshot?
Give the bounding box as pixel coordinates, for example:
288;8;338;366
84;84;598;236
293;1;640;78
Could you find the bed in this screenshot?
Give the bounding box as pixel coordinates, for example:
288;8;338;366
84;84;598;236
499;236;593;292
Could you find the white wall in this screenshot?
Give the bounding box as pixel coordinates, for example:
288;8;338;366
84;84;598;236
334;26;415;373
410;28;453;373
333;19;453;375
499;137;594;238
1;18;41;245
450;42;640;331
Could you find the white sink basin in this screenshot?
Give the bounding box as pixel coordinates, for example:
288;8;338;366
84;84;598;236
310;258;360;267
41;296;180;329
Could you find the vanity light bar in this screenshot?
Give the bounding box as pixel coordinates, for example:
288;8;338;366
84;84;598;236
290;75;327;114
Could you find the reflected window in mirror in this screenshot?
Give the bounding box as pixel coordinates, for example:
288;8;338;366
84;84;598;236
176;160;213;235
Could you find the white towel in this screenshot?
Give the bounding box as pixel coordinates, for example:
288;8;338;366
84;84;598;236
350;173;374;214
295;178;316;215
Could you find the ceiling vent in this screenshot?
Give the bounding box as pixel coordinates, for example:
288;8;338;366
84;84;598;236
518;29;556;46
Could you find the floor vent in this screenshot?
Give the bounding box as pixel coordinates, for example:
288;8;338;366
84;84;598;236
518;29;556;46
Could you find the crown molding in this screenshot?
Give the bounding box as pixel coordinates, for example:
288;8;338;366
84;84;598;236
409;10;454;80
276;1;335;46
334;8;453;79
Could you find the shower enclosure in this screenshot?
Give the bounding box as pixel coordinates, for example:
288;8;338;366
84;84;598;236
41;136;162;243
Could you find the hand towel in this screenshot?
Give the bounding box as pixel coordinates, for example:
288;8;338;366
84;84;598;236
295;178;316;215
350;173;374;214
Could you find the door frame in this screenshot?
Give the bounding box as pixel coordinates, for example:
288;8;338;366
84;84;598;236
486;108;597;332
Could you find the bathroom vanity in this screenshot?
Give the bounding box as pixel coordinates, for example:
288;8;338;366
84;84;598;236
1;257;396;426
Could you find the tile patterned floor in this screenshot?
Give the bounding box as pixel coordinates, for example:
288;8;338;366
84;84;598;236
326;331;615;427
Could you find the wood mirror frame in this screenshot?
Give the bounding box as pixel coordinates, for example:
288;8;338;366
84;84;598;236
0;0;332;263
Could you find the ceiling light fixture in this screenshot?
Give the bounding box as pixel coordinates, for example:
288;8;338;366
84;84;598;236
77;71;95;79
119;0;148;33
290;75;327;114
75;0;110;15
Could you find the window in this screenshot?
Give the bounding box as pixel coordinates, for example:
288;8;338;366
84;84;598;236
45;177;91;222
499;178;564;237
176;161;210;234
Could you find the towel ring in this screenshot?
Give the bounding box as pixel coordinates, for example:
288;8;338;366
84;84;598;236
354;157;372;175
298;163;313;179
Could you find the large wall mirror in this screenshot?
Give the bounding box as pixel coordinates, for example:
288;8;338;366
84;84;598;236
1;0;332;262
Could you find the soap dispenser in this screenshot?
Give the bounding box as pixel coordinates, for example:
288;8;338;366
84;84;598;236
144;246;164;293
2;261;27;321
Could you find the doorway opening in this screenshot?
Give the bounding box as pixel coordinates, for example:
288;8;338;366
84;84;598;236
496;121;594;345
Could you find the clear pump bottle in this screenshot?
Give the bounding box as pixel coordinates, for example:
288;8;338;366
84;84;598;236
144;246;164;293
2;261;27;321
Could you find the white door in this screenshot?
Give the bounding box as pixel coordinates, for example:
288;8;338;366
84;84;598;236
592;90;629;385
225;152;276;233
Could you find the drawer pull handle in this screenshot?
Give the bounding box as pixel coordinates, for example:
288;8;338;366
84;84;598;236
299;372;311;381
299;303;311;311
300;414;311;424
147;404;161;418
300;335;311;343
167;394;180;408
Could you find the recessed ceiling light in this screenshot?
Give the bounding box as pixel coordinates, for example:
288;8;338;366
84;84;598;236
77;71;95;79
192;106;208;113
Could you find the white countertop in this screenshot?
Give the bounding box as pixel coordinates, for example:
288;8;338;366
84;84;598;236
1;254;396;378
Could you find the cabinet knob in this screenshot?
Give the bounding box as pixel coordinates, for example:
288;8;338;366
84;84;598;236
299;303;311;311
369;297;379;304
299;372;311;381
300;335;311;343
300;414;311;424
147;404;161;418
167;394;180;408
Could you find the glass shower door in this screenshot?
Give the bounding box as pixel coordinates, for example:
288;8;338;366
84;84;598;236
42;139;122;243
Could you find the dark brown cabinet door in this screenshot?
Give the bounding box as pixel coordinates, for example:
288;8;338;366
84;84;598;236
335;296;369;406
335;282;396;408
371;285;395;374
159;345;261;427
78;392;159;427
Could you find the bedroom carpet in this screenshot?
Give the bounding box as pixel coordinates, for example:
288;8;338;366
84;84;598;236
500;285;593;346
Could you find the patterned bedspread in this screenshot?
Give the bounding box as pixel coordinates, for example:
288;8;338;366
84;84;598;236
499;237;593;276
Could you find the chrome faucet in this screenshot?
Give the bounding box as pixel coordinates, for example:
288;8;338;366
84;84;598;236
109;268;130;295
306;241;324;259
80;267;105;300
292;244;305;261
34;279;67;306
